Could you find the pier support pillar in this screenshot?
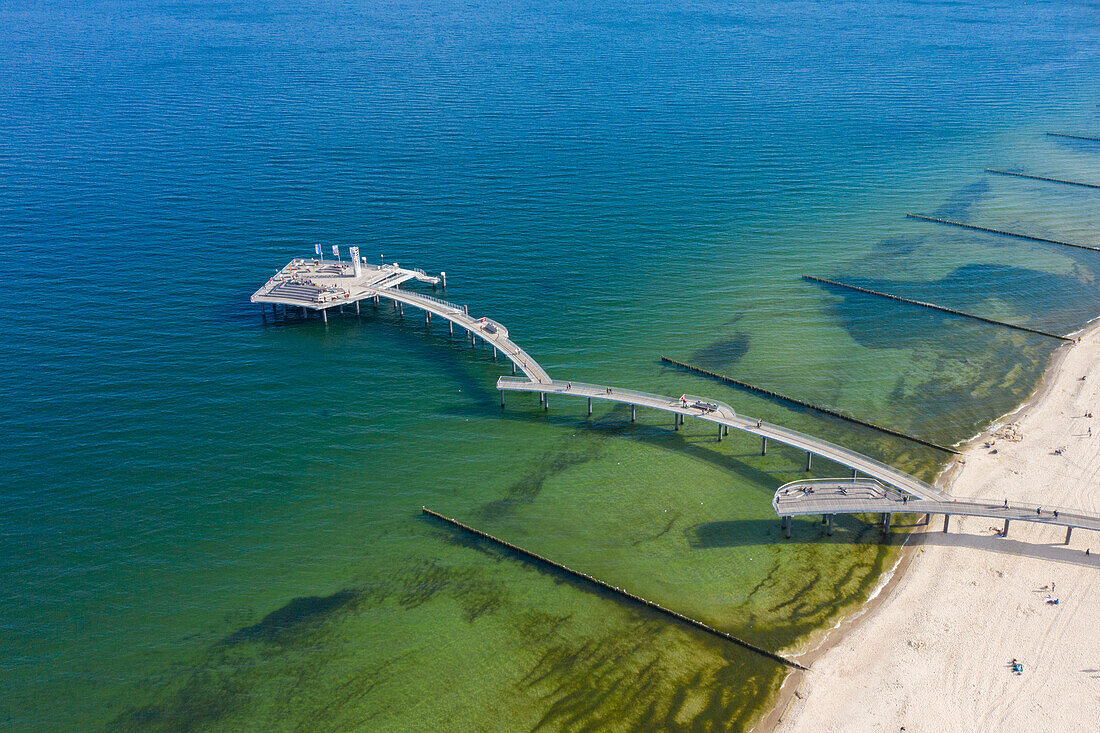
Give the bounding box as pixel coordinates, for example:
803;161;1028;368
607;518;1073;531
805;452;813;471
922;513;930;525
717;424;723;441
1066;526;1074;544
762;436;768;455
943;514;951;533
631;405;636;422
1003;519;1010;536
674;414;680;431
544;395;549;411
851;468;858;479
260;305;267;322
724;425;729;437
339;305;344;314
822;515;828;525
784;516;792;539
587;398;592;416
500;390;505;408
398;303;403;317
512;362;516;375
355;301;360;316
539;392;544;406
493;347;498;361
321;309;328;323
883;513;892;532
827;514;835;536
449;322;454;337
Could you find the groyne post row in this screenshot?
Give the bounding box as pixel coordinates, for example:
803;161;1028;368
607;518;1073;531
421;507;808;671
660;357;959;455
906;213;1100;253
803;275;1072;343
1046;132;1100;143
985;169;1100;190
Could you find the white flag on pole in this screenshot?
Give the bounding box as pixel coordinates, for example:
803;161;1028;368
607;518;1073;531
314;244;322;256
332;245;340;258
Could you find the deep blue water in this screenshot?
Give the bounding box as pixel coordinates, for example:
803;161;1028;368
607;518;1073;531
3;1;1100;729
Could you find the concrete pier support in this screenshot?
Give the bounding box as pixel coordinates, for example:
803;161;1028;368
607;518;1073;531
449;321;454;337
805;452;812;471
260;304;267;321
587;397;592;416
539;392;545;406
1003;519;1010;536
883;513;892;531
723;425;729;437
512;362;516;375
717;424;723;441
943;514;951;533
783;515;792;539
827;514;835;536
321;309;328;323
674;414;680;431
1066;526;1074;544
631;405;636;422
762;436;768;455
493;347;497;361
355;300;360;316
398;303;403;317
851;468;858;479
544;395;549;411
500;390;505;408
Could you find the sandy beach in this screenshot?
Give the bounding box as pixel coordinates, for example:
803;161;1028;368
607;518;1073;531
774;327;1100;732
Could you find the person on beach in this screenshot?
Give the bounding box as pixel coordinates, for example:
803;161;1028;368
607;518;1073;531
1004;499;1008;509
1037;507;1042;515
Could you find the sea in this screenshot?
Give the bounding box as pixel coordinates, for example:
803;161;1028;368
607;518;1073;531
3;0;1100;730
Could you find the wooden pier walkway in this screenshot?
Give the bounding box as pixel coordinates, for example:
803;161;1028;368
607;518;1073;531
497;377;948;501
773;479;1100;542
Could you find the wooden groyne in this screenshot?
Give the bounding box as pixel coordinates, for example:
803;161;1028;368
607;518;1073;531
906;213;1100;253
985;169;1100;190
803;275;1072;343
1046;132;1100;144
421;507;808;671
660;357;959;455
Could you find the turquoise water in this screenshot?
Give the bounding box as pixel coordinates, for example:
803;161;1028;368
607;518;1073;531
3;1;1100;729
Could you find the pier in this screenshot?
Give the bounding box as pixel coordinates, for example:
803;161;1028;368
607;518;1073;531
253;251;1100;553
803;275;1071;342
906;214;1100;253
497;377;948;501
773;479;1100;542
422;507;807;670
